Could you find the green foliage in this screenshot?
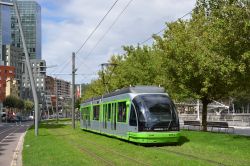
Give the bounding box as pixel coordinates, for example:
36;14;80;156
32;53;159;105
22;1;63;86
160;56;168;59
24;100;34;113
3;95;18;108
17;99;24;110
81;0;250;130
153;0;250;130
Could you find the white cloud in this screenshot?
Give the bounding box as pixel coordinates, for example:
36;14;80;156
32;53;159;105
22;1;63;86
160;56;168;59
37;0;196;83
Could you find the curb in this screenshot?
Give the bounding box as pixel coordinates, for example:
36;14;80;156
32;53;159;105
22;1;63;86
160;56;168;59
11;131;26;166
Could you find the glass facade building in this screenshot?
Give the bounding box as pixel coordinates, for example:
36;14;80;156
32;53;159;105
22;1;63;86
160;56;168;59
11;1;41;59
0;0;11;65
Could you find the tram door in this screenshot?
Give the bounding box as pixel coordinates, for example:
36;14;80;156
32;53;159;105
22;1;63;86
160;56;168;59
103;104;107;129
111;103;117;130
83;107;90;129
86;107;91;128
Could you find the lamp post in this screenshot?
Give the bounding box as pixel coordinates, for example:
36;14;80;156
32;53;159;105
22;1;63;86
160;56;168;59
0;0;39;136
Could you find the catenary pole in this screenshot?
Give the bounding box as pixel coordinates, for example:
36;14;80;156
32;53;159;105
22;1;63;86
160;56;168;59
72;52;76;129
13;1;39;136
56;78;59;123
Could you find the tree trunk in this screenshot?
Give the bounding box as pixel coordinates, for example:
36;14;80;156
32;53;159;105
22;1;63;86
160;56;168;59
201;98;209;131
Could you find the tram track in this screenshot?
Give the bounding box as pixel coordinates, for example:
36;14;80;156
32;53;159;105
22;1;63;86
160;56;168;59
76;137;151;166
50;129;151;166
154;147;227;166
70;139;116;166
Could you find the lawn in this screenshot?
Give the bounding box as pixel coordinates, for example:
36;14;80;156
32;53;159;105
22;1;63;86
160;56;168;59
22;120;250;166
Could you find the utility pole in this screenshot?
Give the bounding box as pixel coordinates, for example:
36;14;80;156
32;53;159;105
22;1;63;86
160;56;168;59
12;1;39;136
101;63;117;93
72;52;76;129
56;78;58;123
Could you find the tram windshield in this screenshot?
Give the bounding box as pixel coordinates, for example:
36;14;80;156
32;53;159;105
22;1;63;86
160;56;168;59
132;94;179;131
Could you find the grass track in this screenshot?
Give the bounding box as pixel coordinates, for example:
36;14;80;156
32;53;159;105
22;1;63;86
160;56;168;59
23;120;250;166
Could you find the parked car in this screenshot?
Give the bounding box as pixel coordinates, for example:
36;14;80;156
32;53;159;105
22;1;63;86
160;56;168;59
1;112;6;121
28;115;34;120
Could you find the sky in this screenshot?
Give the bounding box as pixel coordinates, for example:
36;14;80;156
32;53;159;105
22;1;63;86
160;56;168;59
35;0;196;84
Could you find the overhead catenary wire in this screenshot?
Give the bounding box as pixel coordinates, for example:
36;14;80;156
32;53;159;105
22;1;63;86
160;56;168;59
48;56;72;76
76;0;134;74
139;10;193;45
84;0;134;60
49;1;119;77
75;0;119;55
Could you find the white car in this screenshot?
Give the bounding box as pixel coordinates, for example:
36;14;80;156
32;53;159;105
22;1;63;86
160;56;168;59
28;115;34;120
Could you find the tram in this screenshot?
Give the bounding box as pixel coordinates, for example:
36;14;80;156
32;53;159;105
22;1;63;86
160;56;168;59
80;86;180;144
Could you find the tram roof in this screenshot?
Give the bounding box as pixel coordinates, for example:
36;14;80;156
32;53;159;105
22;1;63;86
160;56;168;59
83;86;165;103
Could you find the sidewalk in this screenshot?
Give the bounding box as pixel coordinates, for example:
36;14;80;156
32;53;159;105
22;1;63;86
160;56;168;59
0;122;31;166
181;125;250;136
233;126;250;136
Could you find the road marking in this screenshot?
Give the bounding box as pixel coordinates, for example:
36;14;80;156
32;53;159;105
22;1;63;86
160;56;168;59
0;126;16;135
0;127;20;144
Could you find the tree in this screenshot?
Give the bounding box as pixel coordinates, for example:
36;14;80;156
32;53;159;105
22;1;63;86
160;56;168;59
81;0;250;132
16;99;24;111
3;96;18;109
24;100;34;115
155;0;250;131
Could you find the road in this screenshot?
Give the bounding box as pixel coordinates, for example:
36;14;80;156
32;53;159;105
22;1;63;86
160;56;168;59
0;121;32;166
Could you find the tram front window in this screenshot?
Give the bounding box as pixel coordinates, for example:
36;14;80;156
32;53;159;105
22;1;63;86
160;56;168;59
132;94;179;131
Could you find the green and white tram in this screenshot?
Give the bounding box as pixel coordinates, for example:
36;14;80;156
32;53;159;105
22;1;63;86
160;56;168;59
80;86;180;144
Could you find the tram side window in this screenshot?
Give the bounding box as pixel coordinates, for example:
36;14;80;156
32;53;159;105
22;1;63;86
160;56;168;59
103;104;106;116
118;102;126;122
107;103;111;121
93;105;100;120
129;105;137;126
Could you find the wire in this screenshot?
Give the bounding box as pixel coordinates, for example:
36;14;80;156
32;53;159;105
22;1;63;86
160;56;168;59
75;0;119;55
85;0;134;60
49;1;119;80
76;0;134;73
48;56;72;75
140;27;165;45
139;10;193;45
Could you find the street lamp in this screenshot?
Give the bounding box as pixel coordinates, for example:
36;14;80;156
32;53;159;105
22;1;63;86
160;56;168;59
0;0;39;136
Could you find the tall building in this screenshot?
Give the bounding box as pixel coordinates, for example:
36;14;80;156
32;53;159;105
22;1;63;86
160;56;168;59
11;0;41;59
0;0;11;65
2;45;23;82
21;59;46;99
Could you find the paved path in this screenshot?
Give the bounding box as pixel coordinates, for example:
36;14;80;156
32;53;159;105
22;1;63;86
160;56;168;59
0;121;32;166
233;126;250;136
181;124;250;136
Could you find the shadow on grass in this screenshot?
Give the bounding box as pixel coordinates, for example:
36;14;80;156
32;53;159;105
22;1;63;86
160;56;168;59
27;123;67;131
38;133;73;137
232;135;250;140
177;136;190;145
27;123;73;137
80;129;189;147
